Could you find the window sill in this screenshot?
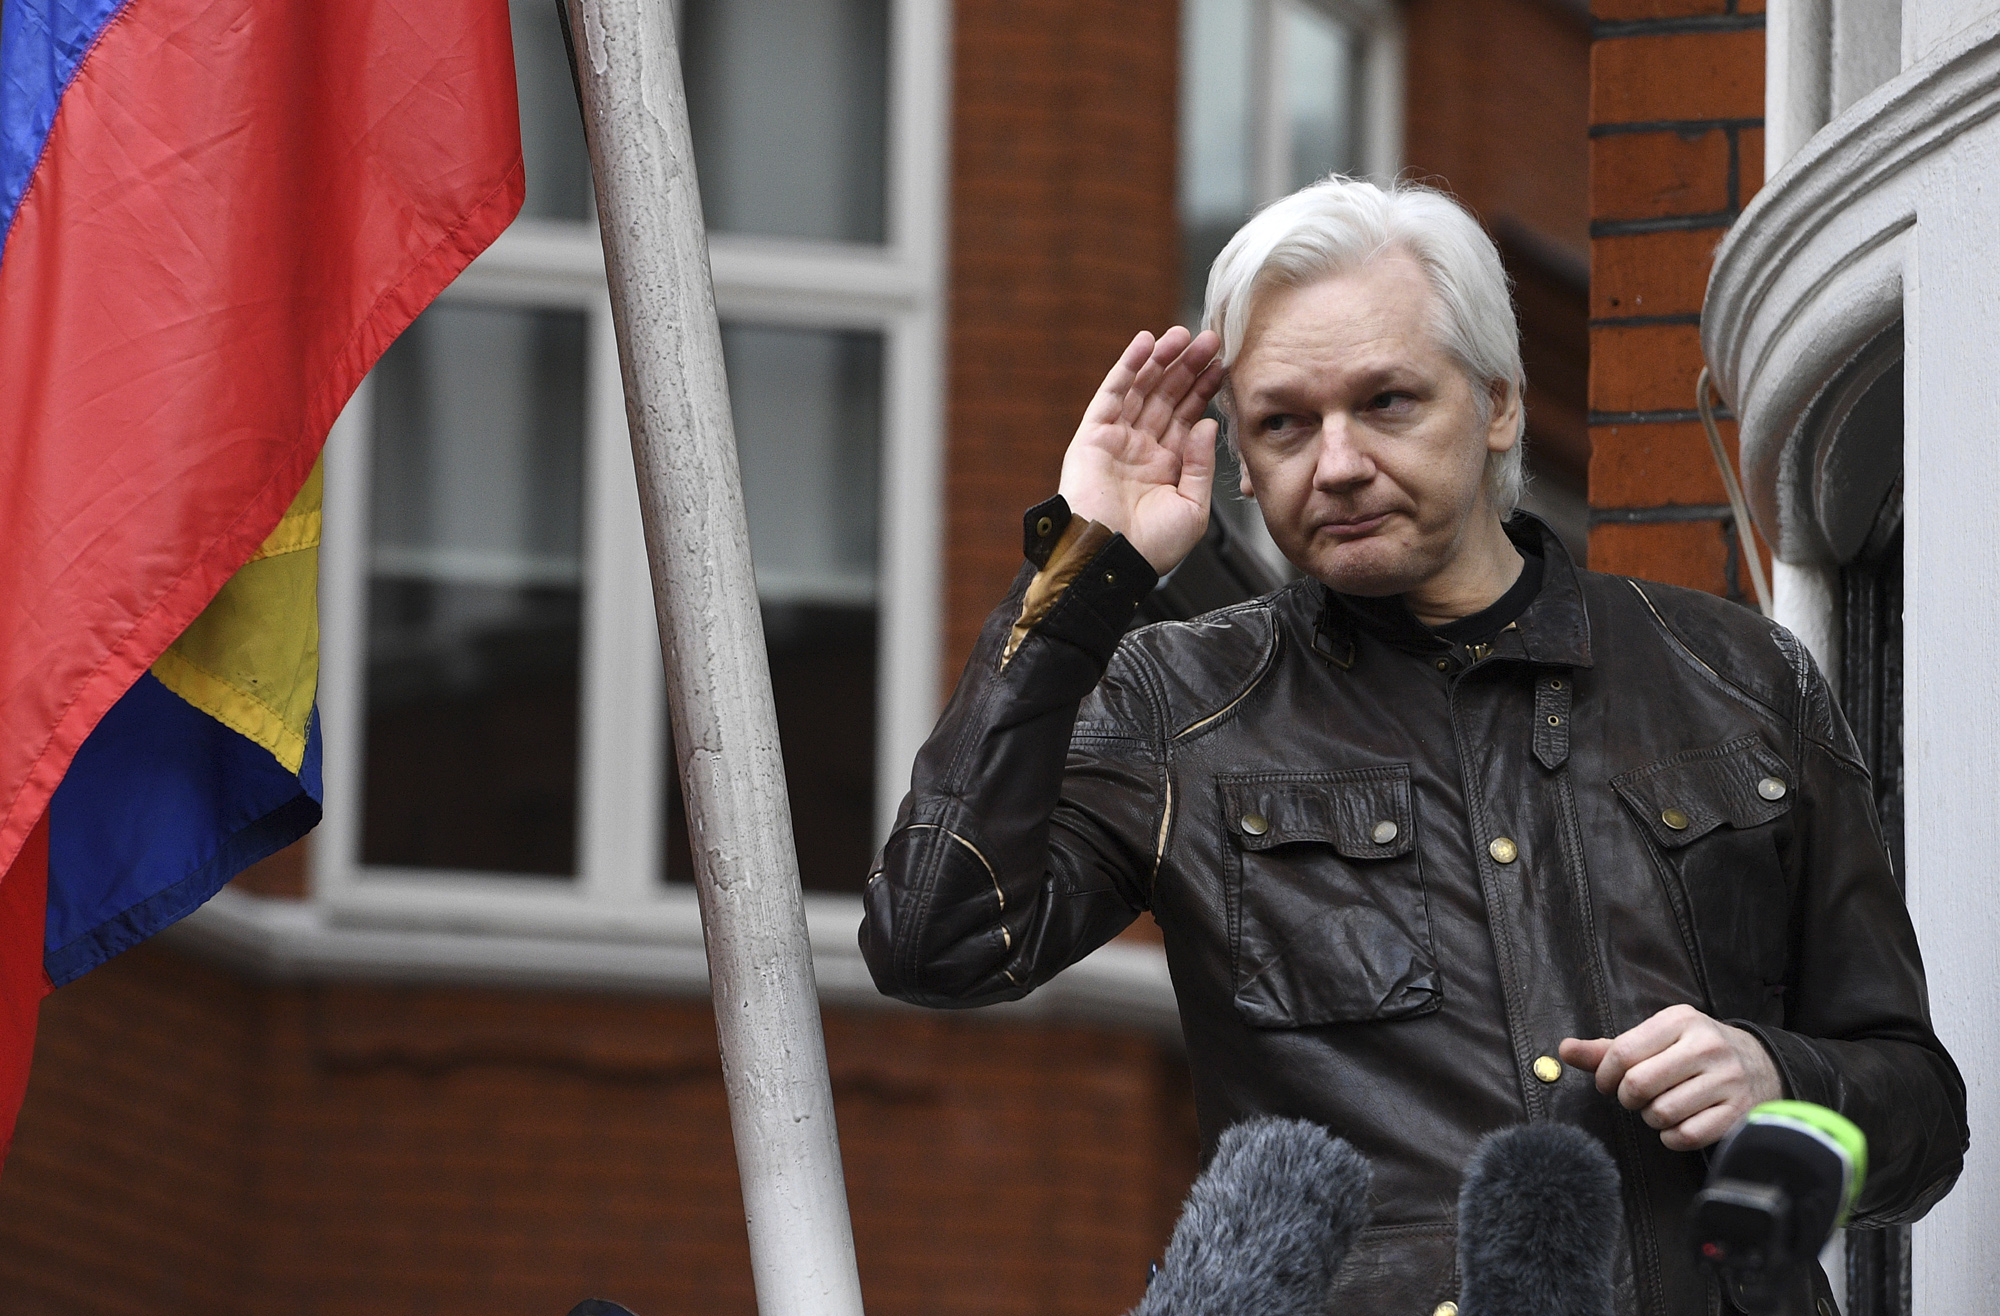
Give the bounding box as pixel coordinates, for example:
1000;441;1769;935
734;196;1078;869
160;888;1182;1039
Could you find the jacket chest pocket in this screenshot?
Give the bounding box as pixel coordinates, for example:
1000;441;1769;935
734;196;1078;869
1611;736;1797;1021
1219;767;1440;1029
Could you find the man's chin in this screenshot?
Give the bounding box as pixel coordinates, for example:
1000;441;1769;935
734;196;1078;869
1296;537;1430;598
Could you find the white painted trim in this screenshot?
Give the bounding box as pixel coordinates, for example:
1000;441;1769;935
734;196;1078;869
576;290;666;908
315;386;373;904
875;0;951;839
318;0;950;913
164;889;1182;1037
1702;12;2000;563
1705;12;2000;1307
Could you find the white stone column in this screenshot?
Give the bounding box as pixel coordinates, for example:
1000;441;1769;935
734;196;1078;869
1903;118;2000;1314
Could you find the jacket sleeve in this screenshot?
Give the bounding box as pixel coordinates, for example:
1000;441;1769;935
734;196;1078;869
859;497;1169;1007
1735;638;1969;1226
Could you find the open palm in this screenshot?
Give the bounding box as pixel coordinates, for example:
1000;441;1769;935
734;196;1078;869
1058;327;1226;574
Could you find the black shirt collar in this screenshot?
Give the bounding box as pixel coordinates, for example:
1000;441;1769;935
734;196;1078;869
1313;513;1593;669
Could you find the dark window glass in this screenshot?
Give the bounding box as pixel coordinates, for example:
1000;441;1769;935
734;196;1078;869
681;0;889;243
1178;0;1359;324
665;325;884;894
511;0;594;222
362;303;588;876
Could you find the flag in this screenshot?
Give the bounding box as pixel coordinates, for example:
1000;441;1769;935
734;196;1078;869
0;0;526;1162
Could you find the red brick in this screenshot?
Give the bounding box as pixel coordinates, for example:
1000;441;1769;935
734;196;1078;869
1405;0;1591;251
1738;126;1765;205
1589;519;1768;600
1589;420;1736;507
1591;31;1765;125
230;836;308;897
1591;228;1726;318
1591;129;1733;221
1590;322;1709;413
1;947;1203;1316
1739;0;1766;11
1592;0;1728;16
946;0;1180;682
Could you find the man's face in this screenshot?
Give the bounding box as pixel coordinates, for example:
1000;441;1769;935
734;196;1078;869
1231;253;1519;597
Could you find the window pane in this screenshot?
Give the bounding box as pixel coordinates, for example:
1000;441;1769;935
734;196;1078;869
1180;0;1257;321
510;0;593;222
681;0;889;243
1283;2;1358;190
665;326;884;894
362;304;589;876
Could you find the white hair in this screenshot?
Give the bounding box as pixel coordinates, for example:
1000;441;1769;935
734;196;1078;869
1202;176;1528;513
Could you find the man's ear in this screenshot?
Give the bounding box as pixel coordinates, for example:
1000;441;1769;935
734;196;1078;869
1238;463;1256;500
1485;376;1523;455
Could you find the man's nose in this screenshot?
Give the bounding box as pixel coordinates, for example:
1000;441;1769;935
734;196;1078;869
1311;417;1374;490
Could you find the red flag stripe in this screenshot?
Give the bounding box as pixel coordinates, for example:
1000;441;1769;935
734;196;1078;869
0;0;525;877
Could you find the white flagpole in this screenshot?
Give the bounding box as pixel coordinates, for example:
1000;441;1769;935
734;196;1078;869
560;2;866;1311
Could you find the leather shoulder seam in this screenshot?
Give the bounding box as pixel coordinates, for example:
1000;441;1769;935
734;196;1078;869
1623;579;1791;725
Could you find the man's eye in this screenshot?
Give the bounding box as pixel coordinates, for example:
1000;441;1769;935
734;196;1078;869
1259;413;1296;432
1368;391;1411;410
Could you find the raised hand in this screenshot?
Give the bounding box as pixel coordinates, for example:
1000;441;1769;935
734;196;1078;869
1058;326;1226;575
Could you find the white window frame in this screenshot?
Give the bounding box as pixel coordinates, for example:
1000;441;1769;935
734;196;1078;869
310;0;952;952
1242;0;1404;203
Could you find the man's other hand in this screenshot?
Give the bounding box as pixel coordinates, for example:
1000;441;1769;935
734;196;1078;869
1059;327;1226;575
1560;1005;1783;1151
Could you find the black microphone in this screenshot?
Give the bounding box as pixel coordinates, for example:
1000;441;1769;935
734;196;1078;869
1131;1116;1373;1316
1456;1123;1623;1316
1690;1101;1867;1314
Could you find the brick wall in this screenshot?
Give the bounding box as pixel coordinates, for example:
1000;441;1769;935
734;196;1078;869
0;946;1198;1316
1587;1;1769;596
944;0;1182;677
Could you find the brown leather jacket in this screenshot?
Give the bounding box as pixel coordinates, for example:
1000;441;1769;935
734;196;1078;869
860;503;1966;1316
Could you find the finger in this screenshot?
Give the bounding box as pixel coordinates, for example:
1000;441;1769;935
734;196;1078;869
1638;1066;1735;1131
1173;358;1228;427
1176;417;1219;507
1559;1037;1613;1071
1596;1006;1701;1098
1085;331;1158;424
1618;1035;1719;1110
1121;327;1196;426
1136;334;1222;436
1660;1100;1743;1152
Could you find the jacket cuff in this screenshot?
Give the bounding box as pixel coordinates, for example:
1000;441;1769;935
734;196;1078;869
1004;496;1157;667
1728;1018;1837;1108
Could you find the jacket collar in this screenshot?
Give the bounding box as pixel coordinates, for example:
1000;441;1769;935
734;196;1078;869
1311;512;1594;670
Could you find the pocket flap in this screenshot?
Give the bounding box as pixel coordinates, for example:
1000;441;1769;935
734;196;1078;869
1220;768;1415;859
1611;735;1794;848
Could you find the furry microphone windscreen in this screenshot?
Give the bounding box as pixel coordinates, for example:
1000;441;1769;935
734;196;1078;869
1131;1116;1373;1316
1456;1123;1624;1316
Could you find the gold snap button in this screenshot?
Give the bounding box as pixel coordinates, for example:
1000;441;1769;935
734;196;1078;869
1035;515;1053;537
1240;813;1269;837
1661;807;1690;830
1533;1055;1563;1083
1103;571;1117;584
1434;1303;1460;1316
1371;820;1399;845
1758;776;1788;801
1436;659;1450;672
1488;836;1518;864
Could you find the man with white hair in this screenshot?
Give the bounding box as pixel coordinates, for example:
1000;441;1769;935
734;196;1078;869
860;178;1964;1314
